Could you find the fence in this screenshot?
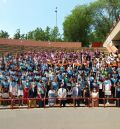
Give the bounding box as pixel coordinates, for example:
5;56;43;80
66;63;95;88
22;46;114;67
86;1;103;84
0;97;120;110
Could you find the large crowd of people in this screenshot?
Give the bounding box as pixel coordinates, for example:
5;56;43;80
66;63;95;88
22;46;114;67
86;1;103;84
0;48;120;108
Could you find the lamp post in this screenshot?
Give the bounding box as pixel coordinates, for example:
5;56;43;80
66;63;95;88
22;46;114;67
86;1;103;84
55;7;58;42
55;7;58;28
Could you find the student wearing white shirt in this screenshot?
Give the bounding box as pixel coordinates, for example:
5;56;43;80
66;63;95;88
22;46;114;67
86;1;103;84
48;86;56;106
103;77;112;104
58;84;67;107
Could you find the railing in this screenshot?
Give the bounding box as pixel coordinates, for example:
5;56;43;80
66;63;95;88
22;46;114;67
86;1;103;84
0;97;120;110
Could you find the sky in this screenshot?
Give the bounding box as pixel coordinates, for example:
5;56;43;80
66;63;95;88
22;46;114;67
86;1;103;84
0;0;96;37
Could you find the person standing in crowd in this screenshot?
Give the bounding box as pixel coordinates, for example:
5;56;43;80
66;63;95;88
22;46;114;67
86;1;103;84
17;79;24;106
48;86;56;107
37;84;46;108
83;85;90;106
9;78;18;105
0;82;2;105
29;83;37;108
51;79;59;91
103;77;112;104
111;74;118;98
89;59;93;69
66;85;73;104
115;82;120;107
58;83;67;107
91;87;99;107
89;73;95;90
23;79;30;104
2;79;9;106
72;83;82;107
97;78;104;104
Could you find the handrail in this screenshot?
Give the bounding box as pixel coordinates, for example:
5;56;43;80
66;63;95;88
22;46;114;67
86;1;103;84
0;97;119;110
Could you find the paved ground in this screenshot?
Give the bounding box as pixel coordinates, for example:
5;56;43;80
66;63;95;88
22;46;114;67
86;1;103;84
0;108;120;129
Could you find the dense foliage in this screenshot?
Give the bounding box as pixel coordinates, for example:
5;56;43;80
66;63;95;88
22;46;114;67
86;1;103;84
0;30;9;38
13;27;62;42
63;0;120;46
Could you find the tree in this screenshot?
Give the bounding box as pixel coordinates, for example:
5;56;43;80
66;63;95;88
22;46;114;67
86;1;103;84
102;0;120;22
0;30;9;38
63;0;120;46
27;26;62;42
20;34;28;40
27;31;34;40
89;0;120;42
44;26;51;41
13;29;21;39
50;27;62;42
63;5;93;46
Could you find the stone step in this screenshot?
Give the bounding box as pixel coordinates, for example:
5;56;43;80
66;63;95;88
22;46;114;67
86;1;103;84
0;45;109;55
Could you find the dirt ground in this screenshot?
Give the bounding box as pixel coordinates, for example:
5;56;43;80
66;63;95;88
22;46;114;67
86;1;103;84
0;108;120;129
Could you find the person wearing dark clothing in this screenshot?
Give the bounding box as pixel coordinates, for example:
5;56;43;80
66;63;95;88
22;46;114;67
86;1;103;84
37;85;46;108
29;83;37;107
83;86;90;106
116;82;120;107
89;60;92;69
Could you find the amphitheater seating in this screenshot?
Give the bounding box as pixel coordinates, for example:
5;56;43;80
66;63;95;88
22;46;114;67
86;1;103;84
0;39;109;55
0;44;109;55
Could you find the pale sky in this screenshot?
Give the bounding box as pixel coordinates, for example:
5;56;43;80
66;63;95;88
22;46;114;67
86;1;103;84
0;0;96;37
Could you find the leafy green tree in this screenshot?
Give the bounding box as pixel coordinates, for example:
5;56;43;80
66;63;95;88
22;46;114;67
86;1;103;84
63;0;120;46
89;0;120;42
103;0;120;22
50;27;62;41
27;26;62;42
63;5;93;46
20;34;27;40
13;29;21;39
27;31;34;40
0;30;9;38
44;26;51;41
